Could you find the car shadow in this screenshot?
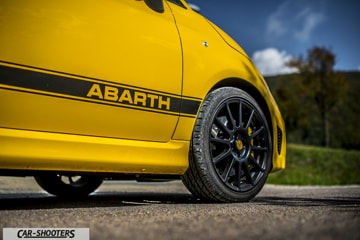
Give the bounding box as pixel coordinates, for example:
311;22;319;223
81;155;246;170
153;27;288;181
0;191;198;210
0;191;359;210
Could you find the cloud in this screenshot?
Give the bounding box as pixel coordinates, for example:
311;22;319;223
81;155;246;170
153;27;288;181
266;2;289;38
188;3;200;12
252;48;298;76
294;8;326;42
265;0;326;42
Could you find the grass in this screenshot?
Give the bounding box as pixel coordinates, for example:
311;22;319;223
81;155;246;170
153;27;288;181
267;144;360;185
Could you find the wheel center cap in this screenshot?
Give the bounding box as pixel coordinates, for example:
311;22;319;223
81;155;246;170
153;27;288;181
235;139;243;150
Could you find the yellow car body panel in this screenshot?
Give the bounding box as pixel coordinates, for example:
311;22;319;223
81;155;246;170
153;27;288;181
0;128;189;175
0;0;286;177
0;0;184;141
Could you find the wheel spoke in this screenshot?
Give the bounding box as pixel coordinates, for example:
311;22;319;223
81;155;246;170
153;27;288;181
248;156;265;172
213;149;232;164
210;137;230;146
243;162;254;186
221;158;236;181
245;109;255;129
238;101;243;129
235;162;242;189
252;145;268;152
226;103;236;129
68;176;74;184
249;126;264;139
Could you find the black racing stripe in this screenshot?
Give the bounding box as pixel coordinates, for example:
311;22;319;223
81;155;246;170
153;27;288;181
0;60;201;98
0;64;92;97
180;98;201;116
0;64;201;116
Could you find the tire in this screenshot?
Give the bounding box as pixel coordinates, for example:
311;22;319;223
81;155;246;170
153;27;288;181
34;174;103;198
182;87;272;202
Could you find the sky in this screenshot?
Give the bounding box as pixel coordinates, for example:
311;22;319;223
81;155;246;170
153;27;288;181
188;0;360;76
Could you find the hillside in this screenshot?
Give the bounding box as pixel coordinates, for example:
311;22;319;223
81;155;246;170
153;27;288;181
265;71;360;149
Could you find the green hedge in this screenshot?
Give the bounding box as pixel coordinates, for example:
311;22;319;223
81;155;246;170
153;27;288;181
267;144;360;185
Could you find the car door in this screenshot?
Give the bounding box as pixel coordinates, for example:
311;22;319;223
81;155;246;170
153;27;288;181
0;0;182;142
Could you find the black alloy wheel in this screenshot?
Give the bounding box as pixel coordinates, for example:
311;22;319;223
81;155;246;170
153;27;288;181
182;87;272;202
35;174;103;198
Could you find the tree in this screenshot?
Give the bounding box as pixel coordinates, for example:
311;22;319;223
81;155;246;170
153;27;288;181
287;46;348;147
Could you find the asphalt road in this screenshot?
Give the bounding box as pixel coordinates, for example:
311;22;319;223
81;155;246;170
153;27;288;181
0;177;359;240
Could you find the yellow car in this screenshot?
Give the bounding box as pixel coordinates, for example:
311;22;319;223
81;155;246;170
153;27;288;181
0;0;286;202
